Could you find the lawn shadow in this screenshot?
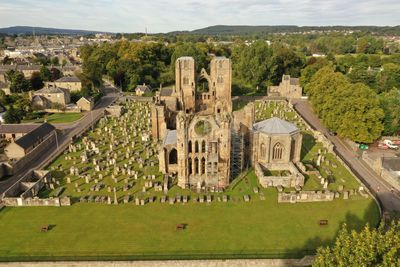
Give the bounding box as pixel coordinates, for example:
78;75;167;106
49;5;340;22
301;133;317;161
285;200;381;258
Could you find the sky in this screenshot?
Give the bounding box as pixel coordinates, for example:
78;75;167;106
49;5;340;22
0;0;399;33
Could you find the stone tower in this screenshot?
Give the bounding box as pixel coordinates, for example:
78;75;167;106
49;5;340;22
175;57;196;113
210;57;232;113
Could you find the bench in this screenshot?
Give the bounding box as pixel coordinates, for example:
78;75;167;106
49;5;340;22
176;224;186;230
319;220;328;226
41;225;50;232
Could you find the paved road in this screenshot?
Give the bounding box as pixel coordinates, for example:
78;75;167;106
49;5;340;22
0;86;117;195
293;99;400;212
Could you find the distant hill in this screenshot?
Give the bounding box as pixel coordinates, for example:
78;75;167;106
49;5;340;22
0;26;111;35
185;25;400;35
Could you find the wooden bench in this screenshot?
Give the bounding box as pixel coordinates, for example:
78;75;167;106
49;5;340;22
41;225;50;232
176;224;186;230
319;220;328;226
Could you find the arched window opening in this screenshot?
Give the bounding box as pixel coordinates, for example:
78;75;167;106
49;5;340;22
188;158;193;175
272;143;283;160
195;141;199;153
188;141;192;153
194;158;199;174
201;140;206;153
169;149;178;164
201;157;206;175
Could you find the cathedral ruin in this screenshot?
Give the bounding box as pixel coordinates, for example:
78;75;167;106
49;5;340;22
152;56;304;190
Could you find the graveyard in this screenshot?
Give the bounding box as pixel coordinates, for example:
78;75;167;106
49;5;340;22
0;99;381;260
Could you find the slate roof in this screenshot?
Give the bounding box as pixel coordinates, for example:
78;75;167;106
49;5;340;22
55;76;81;83
253;117;299;135
15;123;55;150
160;88;173;96
164;130;177;145
34;87;68;94
135;84;151;92
0;124;40;134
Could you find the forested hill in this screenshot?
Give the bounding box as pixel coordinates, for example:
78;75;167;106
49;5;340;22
0;26;109;35
185;25;400;35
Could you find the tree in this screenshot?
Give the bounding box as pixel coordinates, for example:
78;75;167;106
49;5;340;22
3;106;24;123
376;63;400;93
307;67;383;143
313;222;400;267
40;66;52;82
30;71;44;90
50;68;62;81
337;83;384;143
6;70;30;93
171;42;209;74
51;57;59;66
380;89;400;135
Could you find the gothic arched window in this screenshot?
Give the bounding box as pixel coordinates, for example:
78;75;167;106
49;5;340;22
272;143;284;160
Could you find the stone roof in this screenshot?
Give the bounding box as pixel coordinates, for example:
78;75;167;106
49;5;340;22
253;117;299;135
135;84;151;92
164;130;177;145
15;123;55;150
55;76;81;83
160;88;173;96
0;124;40;134
16;65;41;71
77;96;94;104
34;87;68;94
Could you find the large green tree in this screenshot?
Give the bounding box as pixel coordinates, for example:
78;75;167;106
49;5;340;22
307;67;383;143
6;70;30;93
380;88;400;135
313;222;400;267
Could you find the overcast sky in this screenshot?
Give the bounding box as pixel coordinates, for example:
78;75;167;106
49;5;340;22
0;0;399;33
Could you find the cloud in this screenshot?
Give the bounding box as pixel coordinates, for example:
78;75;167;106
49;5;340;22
0;0;399;33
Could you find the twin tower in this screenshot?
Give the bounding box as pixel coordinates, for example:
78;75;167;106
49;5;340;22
174;56;232;115
152;56;234;189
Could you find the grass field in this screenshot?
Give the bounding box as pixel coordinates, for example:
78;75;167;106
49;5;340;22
0;99;381;260
23;112;83;124
0;189;379;260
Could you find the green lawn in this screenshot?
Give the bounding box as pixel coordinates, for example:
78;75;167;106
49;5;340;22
23;112;83;124
0;99;381;261
0;188;379;260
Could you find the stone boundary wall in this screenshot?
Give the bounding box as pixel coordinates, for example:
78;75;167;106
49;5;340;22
2;196;71;207
256;162;305;188
278;190;335;203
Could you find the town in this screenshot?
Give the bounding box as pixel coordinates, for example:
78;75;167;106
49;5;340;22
0;3;400;267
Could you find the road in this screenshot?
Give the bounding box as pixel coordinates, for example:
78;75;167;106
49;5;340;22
0;86;118;195
293;99;400;212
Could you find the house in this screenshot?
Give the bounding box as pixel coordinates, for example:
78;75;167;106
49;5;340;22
16;65;41;78
0;123;40;141
77;96;94;111
135;83;152;96
53;76;82;92
32;87;71;110
4;123;56;159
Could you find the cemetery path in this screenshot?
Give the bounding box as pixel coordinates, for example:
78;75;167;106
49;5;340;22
0;87;118;195
293;99;400;212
